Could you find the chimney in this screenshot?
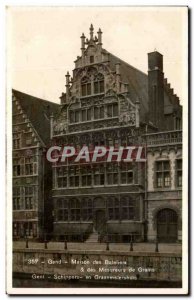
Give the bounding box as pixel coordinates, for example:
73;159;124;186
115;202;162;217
148;51;164;129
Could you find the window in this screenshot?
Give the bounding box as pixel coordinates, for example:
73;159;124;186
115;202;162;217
94;164;104;186
82;198;93;221
25;157;33;175
25;186;34;209
120;163;133;184
81;76;91;97
57;166;67;188
107;163;118;185
176;159;182;187
90;56;94;63
57;199;69;221
13;159;21;176
107;197;120;220
156;161;170;188
13;187;22;210
69;166;79;187
81;108;92;122
69;111;80;123
70;198;81;221
81;166;92;186
121;197;135;220
107;103;118;117
94;106;104;120
81;73;104;97
94;74;104;94
13;133;21;149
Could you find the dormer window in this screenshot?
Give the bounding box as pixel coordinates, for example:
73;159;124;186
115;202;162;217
90;56;94;63
81;73;104;97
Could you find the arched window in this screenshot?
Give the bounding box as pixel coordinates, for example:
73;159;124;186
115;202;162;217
94;73;104;94
81;76;91;97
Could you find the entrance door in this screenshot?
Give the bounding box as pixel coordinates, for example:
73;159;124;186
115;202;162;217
94;210;106;233
157;209;178;242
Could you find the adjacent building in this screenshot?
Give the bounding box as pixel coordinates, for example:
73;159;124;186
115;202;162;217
12;90;59;239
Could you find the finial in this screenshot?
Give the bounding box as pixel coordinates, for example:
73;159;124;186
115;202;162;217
97;28;103;46
90;24;94;40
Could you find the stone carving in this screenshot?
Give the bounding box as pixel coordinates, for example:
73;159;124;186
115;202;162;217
53;120;67;134
119;111;136;125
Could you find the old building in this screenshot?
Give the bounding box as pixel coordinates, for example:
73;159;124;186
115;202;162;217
146;130;182;242
51;25;182;242
12;90;59;239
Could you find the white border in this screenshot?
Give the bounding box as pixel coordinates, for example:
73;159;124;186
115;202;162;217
3;2;189;296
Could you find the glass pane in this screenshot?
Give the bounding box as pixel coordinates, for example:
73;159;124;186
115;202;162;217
99;80;104;93
94;107;99;119
87;83;91;95
94;81;98;94
82;110;86;121
87;108;91;120
107;105;112;117
113;103;118;116
81;84;86;96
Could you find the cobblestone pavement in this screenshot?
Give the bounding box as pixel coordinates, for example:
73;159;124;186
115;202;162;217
13;241;182;253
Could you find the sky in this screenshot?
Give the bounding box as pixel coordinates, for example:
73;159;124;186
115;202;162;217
7;6;188;104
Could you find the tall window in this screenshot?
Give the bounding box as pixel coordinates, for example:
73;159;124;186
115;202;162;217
25;186;34;209
69;166;79;187
94;164;104;186
57;199;68;221
81;108;92;122
69;110;80;123
120;163;133;184
107;103;118;117
94;106;104;119
57;166;67;188
107;163;118;185
121;197;135;220
13;133;21;149
13;159;21;176
81;165;92;186
82;198;93;221
107;197;120;220
176;159;182;187
25;157;33;175
156;161;170;188
94;73;104;94
81;76;91;97
13;187;22;210
70;198;81;221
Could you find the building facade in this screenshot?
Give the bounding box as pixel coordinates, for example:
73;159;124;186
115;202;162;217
146;130;182;242
50;25;182;242
12;90;59;239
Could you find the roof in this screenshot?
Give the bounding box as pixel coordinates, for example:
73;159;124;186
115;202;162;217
106;51;175;121
12;89;60;145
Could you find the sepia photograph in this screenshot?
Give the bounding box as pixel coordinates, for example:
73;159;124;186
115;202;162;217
6;6;188;295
